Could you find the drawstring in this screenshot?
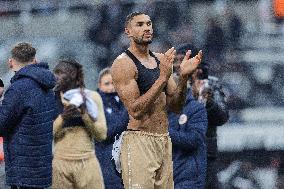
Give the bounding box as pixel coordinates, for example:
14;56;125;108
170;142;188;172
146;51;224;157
82;159;86;168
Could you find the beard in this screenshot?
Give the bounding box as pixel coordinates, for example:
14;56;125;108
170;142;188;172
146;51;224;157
133;36;152;45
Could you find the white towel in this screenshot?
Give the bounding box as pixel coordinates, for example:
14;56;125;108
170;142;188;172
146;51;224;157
63;88;98;120
112;132;126;173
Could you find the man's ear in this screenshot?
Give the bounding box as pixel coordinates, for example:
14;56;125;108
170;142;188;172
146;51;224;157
125;28;132;37
32;58;37;64
8;58;13;69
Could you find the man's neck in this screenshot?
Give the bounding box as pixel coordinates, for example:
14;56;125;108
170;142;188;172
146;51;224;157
129;42;150;58
13;62;34;72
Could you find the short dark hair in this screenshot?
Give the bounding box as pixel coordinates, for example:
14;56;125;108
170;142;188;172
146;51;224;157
54;59;85;88
98;67;111;84
11;42;36;63
125;12;145;27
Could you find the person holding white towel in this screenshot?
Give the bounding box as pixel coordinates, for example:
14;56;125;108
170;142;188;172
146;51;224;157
52;59;107;189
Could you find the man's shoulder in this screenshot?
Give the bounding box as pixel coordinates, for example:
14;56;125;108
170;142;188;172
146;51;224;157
4;78;49;102
113;52;134;66
111;53;137;77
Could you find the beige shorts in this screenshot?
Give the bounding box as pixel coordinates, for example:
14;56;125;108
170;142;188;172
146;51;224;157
120;131;173;189
52;156;104;189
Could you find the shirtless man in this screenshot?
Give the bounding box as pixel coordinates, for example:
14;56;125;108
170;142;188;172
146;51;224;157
111;12;202;189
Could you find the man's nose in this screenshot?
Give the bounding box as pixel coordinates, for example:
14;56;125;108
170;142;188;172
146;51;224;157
144;25;151;31
144;28;150;33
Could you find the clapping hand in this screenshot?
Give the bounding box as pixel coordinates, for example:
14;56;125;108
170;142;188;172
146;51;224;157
179;50;202;77
159;47;176;81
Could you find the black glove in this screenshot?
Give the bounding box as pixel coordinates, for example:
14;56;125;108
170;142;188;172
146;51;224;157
61;104;81;120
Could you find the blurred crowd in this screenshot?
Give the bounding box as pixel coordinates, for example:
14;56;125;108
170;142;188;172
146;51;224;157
1;0;283;123
0;0;284;189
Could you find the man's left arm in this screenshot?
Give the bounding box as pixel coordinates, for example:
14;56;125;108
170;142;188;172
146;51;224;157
166;75;188;113
162;50;202;113
0;88;23;136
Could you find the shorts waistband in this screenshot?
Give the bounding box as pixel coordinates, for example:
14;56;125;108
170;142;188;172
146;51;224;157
125;129;169;137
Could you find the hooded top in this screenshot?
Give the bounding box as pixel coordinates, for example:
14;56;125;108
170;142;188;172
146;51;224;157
0;62;58;188
10;62;56;90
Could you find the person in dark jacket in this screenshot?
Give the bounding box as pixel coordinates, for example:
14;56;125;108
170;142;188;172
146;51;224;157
192;71;229;189
95;68;128;189
177;43;229;189
0;42;58;189
168;89;208;189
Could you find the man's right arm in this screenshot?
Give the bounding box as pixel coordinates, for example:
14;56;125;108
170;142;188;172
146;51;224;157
111;54;172;120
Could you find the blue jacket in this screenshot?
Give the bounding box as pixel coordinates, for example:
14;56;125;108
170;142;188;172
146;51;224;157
0;63;57;188
95;90;128;189
168;89;208;189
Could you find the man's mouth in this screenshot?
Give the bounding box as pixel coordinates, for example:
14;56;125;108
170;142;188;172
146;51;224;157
144;33;152;37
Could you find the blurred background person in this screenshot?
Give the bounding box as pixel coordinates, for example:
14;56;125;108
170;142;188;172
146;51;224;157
174;43;229;189
226;8;243;51
203;17;226;65
199;74;230;189
52;59;107;189
95;67;128;189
